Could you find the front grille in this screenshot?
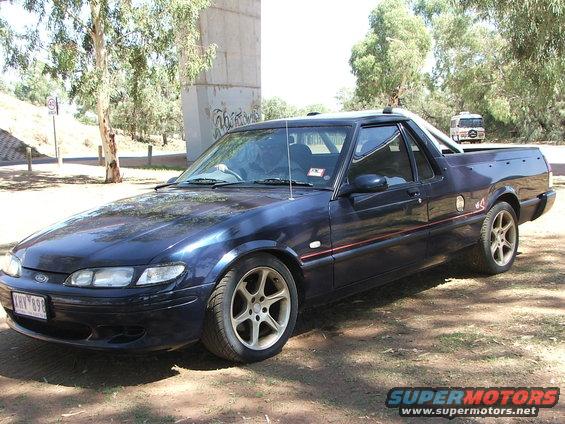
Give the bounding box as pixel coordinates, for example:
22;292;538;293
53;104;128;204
9;312;92;340
95;325;146;344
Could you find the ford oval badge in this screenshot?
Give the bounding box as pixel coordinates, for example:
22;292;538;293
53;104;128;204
34;273;49;283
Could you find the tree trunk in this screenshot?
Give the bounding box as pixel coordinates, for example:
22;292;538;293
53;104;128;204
90;1;122;183
388;89;400;107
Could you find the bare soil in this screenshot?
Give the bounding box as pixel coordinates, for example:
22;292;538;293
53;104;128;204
0;168;563;424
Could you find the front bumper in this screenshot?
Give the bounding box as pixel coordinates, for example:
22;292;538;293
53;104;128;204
0;274;214;352
458;136;485;142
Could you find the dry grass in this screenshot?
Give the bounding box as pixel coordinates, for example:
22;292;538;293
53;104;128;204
0;93;186;157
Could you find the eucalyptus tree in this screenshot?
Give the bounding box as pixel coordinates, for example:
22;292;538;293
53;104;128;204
2;0;215;182
350;0;431;107
412;0;564;140
461;0;565;140
14;60;66;106
111;65;183;144
462;0;565;65
261;97;330;121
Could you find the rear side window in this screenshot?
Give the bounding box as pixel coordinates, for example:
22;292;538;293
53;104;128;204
403;129;435;181
348;126;413;187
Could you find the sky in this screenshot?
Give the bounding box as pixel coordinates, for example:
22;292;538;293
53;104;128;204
261;0;378;110
1;0;380;110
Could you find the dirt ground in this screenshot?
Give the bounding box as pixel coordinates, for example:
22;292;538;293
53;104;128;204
0;166;563;423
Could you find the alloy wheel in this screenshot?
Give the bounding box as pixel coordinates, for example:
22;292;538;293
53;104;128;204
230;267;291;350
490;210;517;266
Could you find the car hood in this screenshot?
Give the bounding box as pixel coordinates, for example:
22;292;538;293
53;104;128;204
15;188;292;273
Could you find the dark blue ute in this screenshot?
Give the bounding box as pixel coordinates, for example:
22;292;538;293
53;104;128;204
0;110;555;362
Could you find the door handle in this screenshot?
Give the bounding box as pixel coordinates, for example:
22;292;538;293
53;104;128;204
407;188;420;197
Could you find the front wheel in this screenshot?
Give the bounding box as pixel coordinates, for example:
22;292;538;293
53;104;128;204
201;254;298;362
470;201;519;274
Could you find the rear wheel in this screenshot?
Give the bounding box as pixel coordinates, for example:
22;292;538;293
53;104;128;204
470;201;519;274
201;254;298;362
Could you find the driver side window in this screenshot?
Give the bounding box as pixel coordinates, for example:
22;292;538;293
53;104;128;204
348;126;413;187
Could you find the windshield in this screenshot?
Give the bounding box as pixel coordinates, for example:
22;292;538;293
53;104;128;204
177;126;350;188
459;118;483;128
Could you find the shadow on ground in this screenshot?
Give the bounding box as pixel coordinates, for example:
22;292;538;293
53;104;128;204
0;169;105;191
0;259;470;389
0;246;561;385
0;169;160;191
0;222;562;422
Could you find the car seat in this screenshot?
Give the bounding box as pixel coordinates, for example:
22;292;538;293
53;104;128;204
289;143;313;173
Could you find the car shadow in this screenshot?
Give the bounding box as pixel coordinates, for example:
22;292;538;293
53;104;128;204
0;258;475;390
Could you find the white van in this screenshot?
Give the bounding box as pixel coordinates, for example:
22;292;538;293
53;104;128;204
450;112;485;143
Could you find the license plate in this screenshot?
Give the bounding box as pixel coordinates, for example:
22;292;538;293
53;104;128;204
12;292;48;320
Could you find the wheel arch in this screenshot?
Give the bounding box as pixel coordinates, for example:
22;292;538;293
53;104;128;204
205;241;305;304
489;187;520;220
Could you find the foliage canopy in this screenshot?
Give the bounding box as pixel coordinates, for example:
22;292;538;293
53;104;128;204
346;0;564;141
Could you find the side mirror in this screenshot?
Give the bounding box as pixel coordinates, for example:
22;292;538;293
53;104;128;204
338;174;388;197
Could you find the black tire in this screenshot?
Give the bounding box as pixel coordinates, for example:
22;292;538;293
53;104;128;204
201;253;298;362
470;201;519;274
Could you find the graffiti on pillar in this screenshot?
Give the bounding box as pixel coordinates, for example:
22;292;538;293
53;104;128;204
212;107;261;139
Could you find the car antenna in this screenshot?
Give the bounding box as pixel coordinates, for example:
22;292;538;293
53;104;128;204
285;119;294;200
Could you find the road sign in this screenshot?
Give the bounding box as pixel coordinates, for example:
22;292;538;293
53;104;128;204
47;96;58;115
47;96;60;161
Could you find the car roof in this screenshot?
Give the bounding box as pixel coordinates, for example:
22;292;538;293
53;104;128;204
229;110;409;132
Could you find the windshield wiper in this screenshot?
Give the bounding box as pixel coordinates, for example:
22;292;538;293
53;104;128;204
154;181;179;190
254;178;313;187
181;178;229;185
212;181;250;188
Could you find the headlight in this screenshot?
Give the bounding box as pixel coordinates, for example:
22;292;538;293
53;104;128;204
66;267;134;287
65;264;186;288
1;253;22;277
136;264;186;286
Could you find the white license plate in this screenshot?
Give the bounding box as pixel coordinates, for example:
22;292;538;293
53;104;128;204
12;292;47;320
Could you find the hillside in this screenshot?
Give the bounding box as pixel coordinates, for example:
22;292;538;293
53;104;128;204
0;93;186;159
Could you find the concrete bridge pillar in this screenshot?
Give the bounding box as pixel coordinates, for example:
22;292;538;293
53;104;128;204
182;0;261;161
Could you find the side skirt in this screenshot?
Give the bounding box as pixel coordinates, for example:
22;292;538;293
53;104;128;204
302;251;461;309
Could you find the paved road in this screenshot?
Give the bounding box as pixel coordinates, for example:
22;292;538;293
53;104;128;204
0;152;189;169
2;143;564;173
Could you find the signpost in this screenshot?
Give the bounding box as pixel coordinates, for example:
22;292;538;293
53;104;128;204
46;96;60;165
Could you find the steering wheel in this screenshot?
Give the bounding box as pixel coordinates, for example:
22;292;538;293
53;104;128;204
215;164;244;181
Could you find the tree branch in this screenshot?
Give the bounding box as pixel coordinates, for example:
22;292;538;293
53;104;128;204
53;0;92;35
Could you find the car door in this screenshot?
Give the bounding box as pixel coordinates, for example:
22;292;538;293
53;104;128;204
329;124;429;288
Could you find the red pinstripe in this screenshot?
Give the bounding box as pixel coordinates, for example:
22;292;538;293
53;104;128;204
300;207;486;262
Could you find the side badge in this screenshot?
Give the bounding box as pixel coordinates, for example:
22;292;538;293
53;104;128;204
475;197;486;210
456;195;465;212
